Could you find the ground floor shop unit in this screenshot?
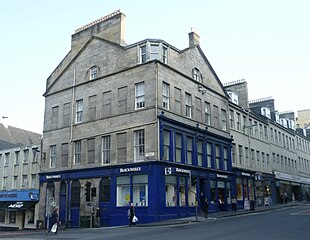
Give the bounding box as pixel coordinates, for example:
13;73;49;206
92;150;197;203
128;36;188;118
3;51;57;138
39;161;236;228
233;168;256;211
0;190;39;230
254;172;276;207
274;171;310;204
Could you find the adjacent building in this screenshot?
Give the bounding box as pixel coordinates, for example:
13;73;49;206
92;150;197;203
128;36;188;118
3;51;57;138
0;124;41;230
225;80;310;209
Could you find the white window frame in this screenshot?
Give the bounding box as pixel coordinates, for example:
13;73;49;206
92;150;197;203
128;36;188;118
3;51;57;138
193;68;201;82
134;129;145;162
74;141;81;165
50;145;56;168
135;82;145;110
90;66;98;80
76;99;83;123
205;102;211;125
150;43;160;60
162;82;170;110
102;135;111;165
140;45;147;63
162;45;168;63
185;93;192;118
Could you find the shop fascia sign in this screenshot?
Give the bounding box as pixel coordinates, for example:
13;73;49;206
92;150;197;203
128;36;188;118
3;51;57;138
8;202;24;209
120;167;142;173
217;174;228;179
242;172;252;177
165;167;191;175
46;174;61;180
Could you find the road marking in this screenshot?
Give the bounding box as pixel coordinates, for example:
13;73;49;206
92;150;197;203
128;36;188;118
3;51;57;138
290;210;310;216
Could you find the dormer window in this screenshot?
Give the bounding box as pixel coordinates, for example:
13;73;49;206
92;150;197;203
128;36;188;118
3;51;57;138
140;45;147;63
192;68;201;83
162;46;168;64
150;44;159;60
89;66;98;80
139;42;168;64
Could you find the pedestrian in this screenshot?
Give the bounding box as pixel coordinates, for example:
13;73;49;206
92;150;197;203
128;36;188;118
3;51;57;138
204;197;209;218
128;203;136;226
48;207;59;234
284;192;288;204
232;196;237;212
96;207;100;227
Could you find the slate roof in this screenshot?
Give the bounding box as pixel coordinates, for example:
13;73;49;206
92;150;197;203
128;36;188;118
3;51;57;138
0;124;41;151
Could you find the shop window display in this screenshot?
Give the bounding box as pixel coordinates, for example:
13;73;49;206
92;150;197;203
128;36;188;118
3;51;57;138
188;179;196;206
166;176;177;206
236;178;243;201
117;175;149;207
179;177;186;206
117;176;130;206
133;175;148;206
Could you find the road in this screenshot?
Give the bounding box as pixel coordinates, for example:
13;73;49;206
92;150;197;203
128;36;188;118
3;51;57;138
1;203;310;240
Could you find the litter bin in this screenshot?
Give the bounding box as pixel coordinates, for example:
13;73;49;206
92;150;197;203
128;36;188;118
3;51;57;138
250;200;255;211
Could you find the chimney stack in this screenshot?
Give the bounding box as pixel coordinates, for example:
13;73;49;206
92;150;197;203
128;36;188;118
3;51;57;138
71;10;126;51
188;28;200;47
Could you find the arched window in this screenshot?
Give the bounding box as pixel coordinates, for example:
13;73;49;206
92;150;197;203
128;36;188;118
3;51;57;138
60;181;67;195
192;68;202;83
99;177;111;202
89;66;98;80
71;180;81;208
46;182;55;212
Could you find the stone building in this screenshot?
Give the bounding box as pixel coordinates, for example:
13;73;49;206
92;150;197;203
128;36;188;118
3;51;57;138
39;10;235;227
0;125;41;230
225;80;310;209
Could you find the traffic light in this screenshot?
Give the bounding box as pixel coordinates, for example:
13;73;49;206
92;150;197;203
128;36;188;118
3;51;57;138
91;187;96;197
85;182;91;202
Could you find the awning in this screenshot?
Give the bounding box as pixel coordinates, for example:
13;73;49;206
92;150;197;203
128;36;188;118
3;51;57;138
0;201;36;210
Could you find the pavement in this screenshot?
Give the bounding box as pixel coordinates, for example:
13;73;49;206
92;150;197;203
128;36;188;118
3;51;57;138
0;201;306;238
138;201;306;227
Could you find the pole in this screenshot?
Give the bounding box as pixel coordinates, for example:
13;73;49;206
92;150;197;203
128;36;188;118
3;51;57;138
195;201;198;221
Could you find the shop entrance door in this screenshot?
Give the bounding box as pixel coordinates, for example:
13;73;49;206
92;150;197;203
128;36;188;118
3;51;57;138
199;179;206;211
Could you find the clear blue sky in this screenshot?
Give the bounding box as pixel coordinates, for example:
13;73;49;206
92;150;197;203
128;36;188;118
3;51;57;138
1;0;309;134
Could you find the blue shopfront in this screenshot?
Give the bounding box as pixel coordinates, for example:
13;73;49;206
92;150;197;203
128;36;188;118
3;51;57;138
0;190;39;230
41;160;235;227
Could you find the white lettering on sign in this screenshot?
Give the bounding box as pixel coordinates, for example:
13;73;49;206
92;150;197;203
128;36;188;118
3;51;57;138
242;172;251;177
46;175;61;179
217;174;228;179
8;202;24;209
176;168;191;174
120;167;141;173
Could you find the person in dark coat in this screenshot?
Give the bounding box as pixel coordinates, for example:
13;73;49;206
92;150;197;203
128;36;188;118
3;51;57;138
49;207;59;234
128;203;135;226
232;196;237;212
204;197;209;218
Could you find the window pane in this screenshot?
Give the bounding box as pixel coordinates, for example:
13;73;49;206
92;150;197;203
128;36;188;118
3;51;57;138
133;175;148;206
166;176;177;206
117;176;130;206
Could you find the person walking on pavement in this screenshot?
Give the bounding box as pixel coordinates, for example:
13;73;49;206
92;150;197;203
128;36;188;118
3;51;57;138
204;197;209;218
48;207;59;234
232;196;237;212
128;203;136;226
